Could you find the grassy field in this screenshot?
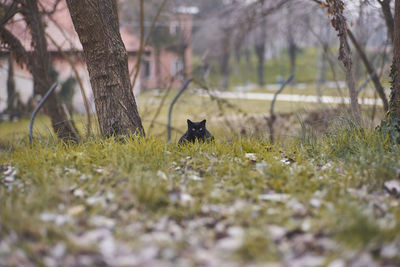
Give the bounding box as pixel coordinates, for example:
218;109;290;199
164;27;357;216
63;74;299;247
0;89;329;144
197;46;392;89
0;86;397;266
1;125;400;266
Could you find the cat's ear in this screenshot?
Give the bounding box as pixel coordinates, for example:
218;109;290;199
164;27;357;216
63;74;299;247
201;119;206;125
187;119;193;126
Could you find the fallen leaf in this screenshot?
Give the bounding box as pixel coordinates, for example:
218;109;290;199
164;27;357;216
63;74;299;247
157;170;168;180
259;193;290;202
67;205;85;217
40;212;72;226
245;153;257;162
383;180;400;197
89;216;116;229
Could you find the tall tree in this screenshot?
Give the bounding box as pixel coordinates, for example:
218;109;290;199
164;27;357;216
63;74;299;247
325;0;362;125
287;1;297;78
66;0;145;137
220;25;232;90
378;0;394;44
0;0;78;141
254;17;267;87
382;0;400;143
6;54;16;118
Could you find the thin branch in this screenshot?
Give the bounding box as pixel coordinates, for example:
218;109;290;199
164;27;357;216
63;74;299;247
0;1;20;25
0;23;32;70
38;0;62;16
143;0;167;50
46;9;78;51
347;29;389;112
129;0;167;79
147;75;175;135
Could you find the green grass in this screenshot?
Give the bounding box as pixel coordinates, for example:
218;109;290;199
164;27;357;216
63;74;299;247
0;89;327;144
1;127;399;265
197;46;392;91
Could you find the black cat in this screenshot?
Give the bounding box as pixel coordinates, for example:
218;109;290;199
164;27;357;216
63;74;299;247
179;119;214;144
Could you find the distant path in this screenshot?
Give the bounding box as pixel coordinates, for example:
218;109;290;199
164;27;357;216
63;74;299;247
197;91;383;106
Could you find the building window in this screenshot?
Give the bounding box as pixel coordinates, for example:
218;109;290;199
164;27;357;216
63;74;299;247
143;60;151;78
171;59;183;77
169;21;179;35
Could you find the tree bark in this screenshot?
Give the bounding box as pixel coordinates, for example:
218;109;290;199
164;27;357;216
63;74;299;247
326;0;362;125
347;30;389;112
6;54;16;117
288;40;297;77
316;45;327;103
220;27;231;90
287;1;297;80
254;18;267;87
378;0;394;44
382;0;400;143
255;44;265;86
0;0;79;141
23;0;79;141
66;0;145;137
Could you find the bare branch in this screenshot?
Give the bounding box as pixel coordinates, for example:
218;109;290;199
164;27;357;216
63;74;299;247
0;23;32;70
38;0;62;16
347;29;389;112
46;33;92;137
0;1;20;25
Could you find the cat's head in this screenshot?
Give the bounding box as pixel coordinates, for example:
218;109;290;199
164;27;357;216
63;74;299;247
187;119;206;137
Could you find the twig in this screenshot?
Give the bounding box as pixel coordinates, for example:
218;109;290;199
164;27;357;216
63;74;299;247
347;29;388;112
129;0;167;78
167;78;193;141
147;76;175;135
268;73;294;143
0;1;20;25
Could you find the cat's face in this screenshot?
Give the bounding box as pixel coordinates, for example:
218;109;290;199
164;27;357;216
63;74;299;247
187;119;206;138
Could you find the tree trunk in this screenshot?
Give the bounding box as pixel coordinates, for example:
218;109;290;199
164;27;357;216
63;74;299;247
220;28;231;90
255;18;267;87
287;2;296;80
66;0;145;137
255;44;265;87
243;46;251;85
288;41;297;77
6;54;16;118
326;0;362;125
348;29;389;112
378;0;394;44
382;0;400;143
24;0;78;141
316;45;327;103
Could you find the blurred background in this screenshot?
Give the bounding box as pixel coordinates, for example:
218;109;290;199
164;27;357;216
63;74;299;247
0;0;393;142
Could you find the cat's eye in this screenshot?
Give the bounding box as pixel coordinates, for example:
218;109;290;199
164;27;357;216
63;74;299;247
192;128;195;131
199;128;203;131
